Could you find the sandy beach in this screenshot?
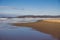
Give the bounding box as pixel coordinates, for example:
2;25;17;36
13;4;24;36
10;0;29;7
12;19;60;40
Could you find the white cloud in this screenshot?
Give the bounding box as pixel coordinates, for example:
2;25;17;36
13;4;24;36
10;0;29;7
0;6;60;15
0;6;24;10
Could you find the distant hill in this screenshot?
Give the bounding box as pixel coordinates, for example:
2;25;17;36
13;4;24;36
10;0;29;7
0;14;60;18
17;15;60;18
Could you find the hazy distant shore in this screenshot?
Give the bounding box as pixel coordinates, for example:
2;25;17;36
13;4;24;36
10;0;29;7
0;15;60;18
12;19;60;40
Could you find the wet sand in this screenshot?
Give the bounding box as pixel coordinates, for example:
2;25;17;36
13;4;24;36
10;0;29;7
12;19;60;40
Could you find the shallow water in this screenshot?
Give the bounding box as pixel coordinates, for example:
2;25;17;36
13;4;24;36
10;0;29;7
0;18;56;40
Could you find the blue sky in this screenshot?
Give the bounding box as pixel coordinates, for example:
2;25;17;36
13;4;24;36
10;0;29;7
0;0;60;15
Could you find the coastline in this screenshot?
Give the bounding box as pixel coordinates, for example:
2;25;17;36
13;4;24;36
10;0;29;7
12;19;60;40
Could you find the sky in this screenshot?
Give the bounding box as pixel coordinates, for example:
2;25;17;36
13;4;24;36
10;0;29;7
0;0;60;15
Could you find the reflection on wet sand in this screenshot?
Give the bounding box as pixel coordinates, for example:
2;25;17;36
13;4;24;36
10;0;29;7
12;20;60;40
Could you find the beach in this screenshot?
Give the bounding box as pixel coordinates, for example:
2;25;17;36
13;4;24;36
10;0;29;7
12;19;60;40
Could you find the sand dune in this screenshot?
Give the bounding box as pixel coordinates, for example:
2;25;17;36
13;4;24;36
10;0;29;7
12;19;60;40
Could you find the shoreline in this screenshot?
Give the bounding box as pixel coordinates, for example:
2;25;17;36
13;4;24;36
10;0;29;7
12;19;60;40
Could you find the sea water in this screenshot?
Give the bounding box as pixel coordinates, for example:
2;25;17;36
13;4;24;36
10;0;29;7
0;18;56;40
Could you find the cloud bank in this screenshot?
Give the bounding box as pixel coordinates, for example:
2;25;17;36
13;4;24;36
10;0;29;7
0;6;60;15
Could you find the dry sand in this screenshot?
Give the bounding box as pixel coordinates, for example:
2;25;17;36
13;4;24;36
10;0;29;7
12;19;60;40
